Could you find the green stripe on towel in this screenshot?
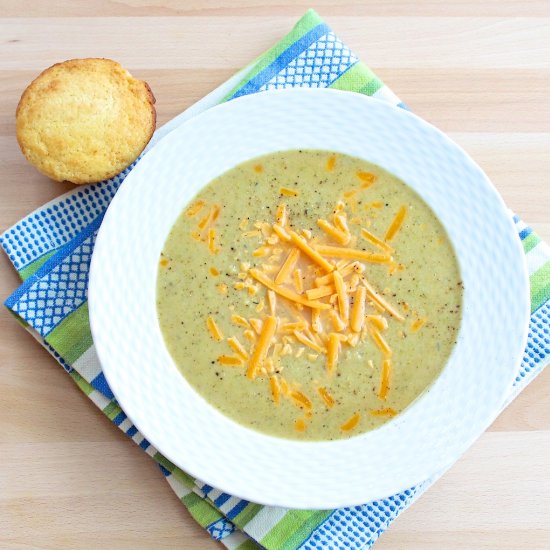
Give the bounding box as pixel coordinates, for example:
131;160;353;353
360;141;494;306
523;232;541;254
262;509;333;550
531;261;550;312
330;62;384;96
45;302;93;364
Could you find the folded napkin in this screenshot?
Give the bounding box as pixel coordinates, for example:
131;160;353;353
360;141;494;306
3;9;550;549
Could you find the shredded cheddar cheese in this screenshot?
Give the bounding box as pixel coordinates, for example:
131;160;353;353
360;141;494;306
253;246;270;257
361;277;405;321
270;376;281;404
207;228;218;254
377;358;392;400
333;271;349;322
198;204;220;230
227;336;248;359
292;268;303;294
294;330;324;353
281;321;307;332
200;185;423;423
333;213;350;234
290;390;313;410
318;387;335;408
231;314;250;328
185;200;206;217
294;418;307;432
267;290;277;315
356;171;376;187
385;205;407;242
305;285;335;300
247;316;277;379
326;155;336;171
276;204;287;226
315;245;392;263
329;310;346;332
217;355;243;366
341;412;360;432
370;407;397;418
249;318;263;335
366;314;388;331
311;308;322;333
411;318;426;333
159;258;169;267
350;286;367;332
317;219;351;245
272;223;291;241
360;227;394;252
289;231;334;273
326;333;340;374
280;187;299;197
370;327;392;357
249;268;330;310
275;248;300;284
207;316;223;341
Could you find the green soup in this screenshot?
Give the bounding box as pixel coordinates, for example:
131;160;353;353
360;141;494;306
157;150;462;441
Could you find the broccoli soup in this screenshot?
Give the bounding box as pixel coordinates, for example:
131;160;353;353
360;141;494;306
157;150;462;441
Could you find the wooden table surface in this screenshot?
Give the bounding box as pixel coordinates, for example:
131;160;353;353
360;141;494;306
1;1;550;548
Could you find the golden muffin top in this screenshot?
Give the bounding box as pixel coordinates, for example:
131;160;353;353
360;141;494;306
16;58;156;184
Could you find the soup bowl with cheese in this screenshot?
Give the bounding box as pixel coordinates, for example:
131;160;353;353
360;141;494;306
89;88;529;508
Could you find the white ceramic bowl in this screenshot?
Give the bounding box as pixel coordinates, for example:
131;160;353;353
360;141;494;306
88;88;529;508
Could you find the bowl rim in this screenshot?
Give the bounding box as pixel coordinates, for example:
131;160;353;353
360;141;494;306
88;88;530;508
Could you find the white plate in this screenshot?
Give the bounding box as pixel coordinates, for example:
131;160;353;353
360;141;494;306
88;89;530;509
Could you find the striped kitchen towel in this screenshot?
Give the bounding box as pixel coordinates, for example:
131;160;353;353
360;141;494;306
2;9;550;550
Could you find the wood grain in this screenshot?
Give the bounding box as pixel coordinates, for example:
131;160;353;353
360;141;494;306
1;3;549;548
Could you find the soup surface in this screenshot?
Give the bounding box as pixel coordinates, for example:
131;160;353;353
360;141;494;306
157;150;462;440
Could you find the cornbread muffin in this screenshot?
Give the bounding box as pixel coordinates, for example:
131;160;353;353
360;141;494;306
16;58;156;184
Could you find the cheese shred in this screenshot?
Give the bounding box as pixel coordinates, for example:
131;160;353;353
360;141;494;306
217;355;243;366
317;386;335;408
317;219;351;245
207;316;223;342
289;230;334;273
360;227;394;252
350;286;367;332
227;336;248;359
275;248;300;284
249;269;330;310
315;245;392;263
185;200;206;217
326;333;340;374
341;412;361;432
247;316;278;379
333;271;349;322
370;407;397;418
280;187;299;197
377;359;392;401
385;205;407;242
270;376;281;404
